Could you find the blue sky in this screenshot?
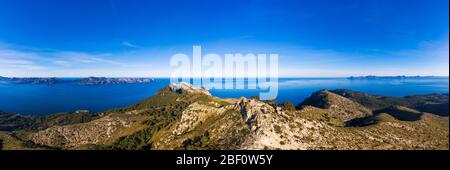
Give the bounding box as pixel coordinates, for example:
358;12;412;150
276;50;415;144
0;0;448;77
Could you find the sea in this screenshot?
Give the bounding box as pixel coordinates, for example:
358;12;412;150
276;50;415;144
0;77;448;115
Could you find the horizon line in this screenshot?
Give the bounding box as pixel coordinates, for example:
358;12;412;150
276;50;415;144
1;75;449;78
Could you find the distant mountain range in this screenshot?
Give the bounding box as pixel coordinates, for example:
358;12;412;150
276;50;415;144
347;75;447;80
1;75;446;85
0;76;154;85
0;83;448;150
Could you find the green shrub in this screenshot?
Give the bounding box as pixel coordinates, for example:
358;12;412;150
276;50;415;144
280;101;296;111
104;128;154;150
273;125;282;134
177;131;210;150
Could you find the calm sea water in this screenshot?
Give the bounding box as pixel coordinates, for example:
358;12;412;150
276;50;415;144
0;77;448;115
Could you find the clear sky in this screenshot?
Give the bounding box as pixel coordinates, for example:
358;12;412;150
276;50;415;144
0;0;448;77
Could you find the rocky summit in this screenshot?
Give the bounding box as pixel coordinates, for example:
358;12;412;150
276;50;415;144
168;82;211;96
0;83;448;150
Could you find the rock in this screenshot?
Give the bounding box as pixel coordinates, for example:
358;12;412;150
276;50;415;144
173;102;229;135
234;97;276;131
168;82;211;96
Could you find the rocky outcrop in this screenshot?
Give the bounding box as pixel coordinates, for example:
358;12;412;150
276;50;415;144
173;102;229;135
234;97;276;131
168;82;211;96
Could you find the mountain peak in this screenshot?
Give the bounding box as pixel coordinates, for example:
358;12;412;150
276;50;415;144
168;82;211;96
298;89;372;126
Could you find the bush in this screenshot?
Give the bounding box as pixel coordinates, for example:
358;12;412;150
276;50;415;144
280;101;296;111
273;125;282;134
177;131;210;150
105;128;154;150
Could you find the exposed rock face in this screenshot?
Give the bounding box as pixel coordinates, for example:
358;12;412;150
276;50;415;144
173;102;230;135
234;97;276;131
298;90;372;126
168;82;211;96
232;97;308;149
